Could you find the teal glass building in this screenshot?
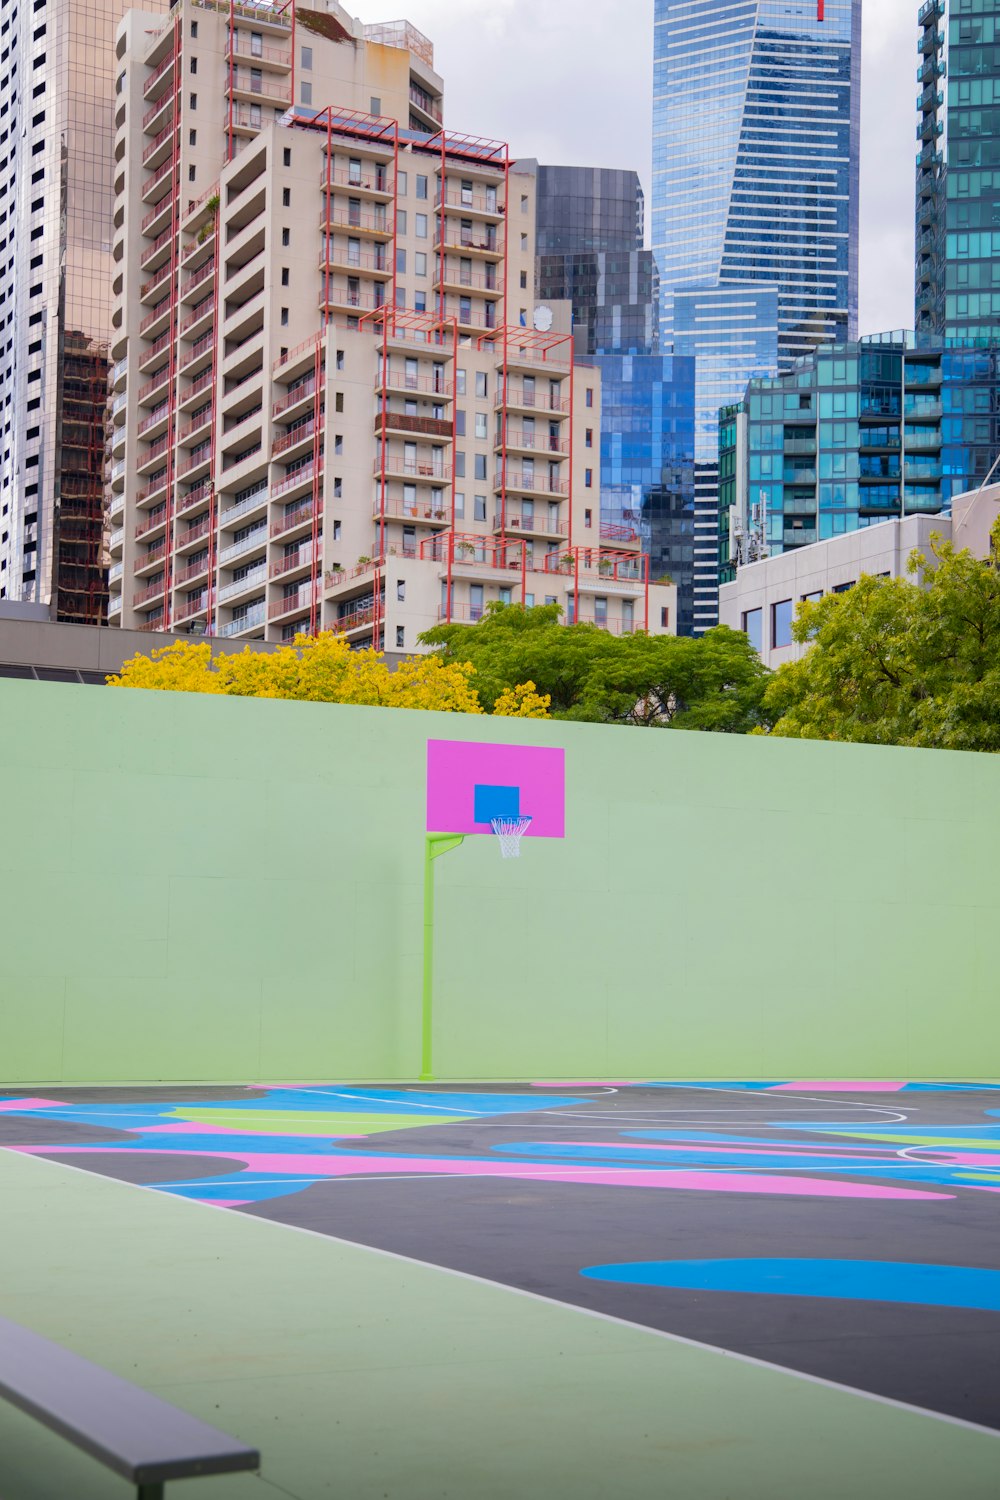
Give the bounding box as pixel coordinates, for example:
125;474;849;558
915;0;1000;340
719;333;1000;581
653;0;862;629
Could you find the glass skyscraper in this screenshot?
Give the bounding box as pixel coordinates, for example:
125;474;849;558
531;164;698;633
915;0;1000;341
719;332;1000;580
652;0;862;630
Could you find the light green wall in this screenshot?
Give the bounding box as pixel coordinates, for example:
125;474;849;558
0;679;996;1083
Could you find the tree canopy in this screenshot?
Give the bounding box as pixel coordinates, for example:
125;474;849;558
762;526;1000;750
420;604;770;730
107;634;551;717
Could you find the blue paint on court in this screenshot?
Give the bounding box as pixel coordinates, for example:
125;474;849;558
581;1258;1000;1311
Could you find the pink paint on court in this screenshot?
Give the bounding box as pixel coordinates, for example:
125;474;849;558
769;1081;908;1093
426;738;565;837
11;1145;947;1199
0;1097;64;1111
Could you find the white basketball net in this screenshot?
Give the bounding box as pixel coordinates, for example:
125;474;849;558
491;816;532;859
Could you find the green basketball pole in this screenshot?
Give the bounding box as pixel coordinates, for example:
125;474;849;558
422;833;464;1081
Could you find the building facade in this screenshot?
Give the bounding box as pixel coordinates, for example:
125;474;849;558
915;0;1000;340
719;483;1000;669
719;333;1000;582
107;2;672;645
0;0;166;622
531;163;695;631
652;0;862;631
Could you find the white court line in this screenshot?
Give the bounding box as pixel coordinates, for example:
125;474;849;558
8;1148;1000;1445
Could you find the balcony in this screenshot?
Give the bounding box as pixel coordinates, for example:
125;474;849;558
219;529;267;567
270;546;315;580
219;488;268;529
177;517;212;553
319;247;391;279
133;579;167;609
270;499;316;540
174;591;209;623
409;83;442;124
140;226;175;274
219;603;267;637
142;48;176;102
378;458;451;485
599;522;640;546
269;583;319;621
272;379;319;420
335;601;377;634
375;411;453;441
496;387;570;416
174;556;209;587
374;497;450;525
133;537;167;572
321;165;392;200
435;268;501;298
500;471;567;498
226;37;291;67
272;460;321;502
493;508;567;539
227;70;290;106
441;232;501;260
497;429;569;455
380;370;452;399
141;157;177;207
219;566;267;605
436;188;502;219
322;208;394;239
180;298;216;341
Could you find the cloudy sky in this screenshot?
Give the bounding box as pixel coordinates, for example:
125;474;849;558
349;0;919;336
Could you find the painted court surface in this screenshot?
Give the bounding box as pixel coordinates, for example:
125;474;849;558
3;1081;1000;1498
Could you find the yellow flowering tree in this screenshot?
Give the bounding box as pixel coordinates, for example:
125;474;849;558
491;681;552;718
107;632;513;715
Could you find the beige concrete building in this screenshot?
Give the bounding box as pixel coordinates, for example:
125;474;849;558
107;0;674;648
718;482;1000;670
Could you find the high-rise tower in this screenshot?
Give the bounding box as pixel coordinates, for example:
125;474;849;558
106;3;673;645
0;0;166;621
652;0;862;631
915;0;1000;341
531;163;696;633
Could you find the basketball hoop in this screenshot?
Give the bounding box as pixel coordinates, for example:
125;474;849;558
491;815;532;859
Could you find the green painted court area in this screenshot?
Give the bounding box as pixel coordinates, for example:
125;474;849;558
1;1147;998;1500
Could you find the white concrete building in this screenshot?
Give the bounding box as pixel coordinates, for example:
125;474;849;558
106;0;674;648
719;483;1000;670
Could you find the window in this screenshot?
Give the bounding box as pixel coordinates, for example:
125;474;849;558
594;597;608;627
474;495;487;521
416;174;428;199
281;267;289;286
396;209;407;235
660;607;670;630
336;349;345;370
771;598;793;650
414;291;426;313
189;56;197;73
474;412;487;440
520;271;527;289
584;508;592;528
190;19;198;35
396;580;405;602
833;581;855;594
521;194;528;213
300;81;311;105
585;428;592;448
500;587;512;605
585;388;593;408
396;248;406;274
801;590;822;603
470;584;484;621
584;469;592;488
415;252;427;276
474;454;487;481
415;213;428;238
282;187;290;206
250;31;262;55
189;129;197;146
455;453;466;478
397;171;407;196
454;492;465;518
189;93;197;109
281;227;290;246
283;147;291;167
475;372;487;400
188;164;196;181
395;626;405;648
280;307;288;326
370;96;381;115
334;392;344;412
742;608;762;654
301;45;312;69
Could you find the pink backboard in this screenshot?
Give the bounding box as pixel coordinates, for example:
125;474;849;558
426;739;565;838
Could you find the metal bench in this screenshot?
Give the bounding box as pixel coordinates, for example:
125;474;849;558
0;1315;260;1499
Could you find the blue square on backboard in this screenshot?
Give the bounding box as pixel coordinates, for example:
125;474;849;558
474;783;521;825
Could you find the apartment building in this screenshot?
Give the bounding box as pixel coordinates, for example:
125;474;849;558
107;0;673;647
0;0;166;622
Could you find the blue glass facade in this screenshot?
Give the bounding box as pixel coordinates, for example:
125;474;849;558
915;0;1000;341
719;333;1000;580
532;164;698;633
595;353;697;632
653;0;861;629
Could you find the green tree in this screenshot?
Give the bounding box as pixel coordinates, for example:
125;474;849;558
420;603;770;730
762;526;1000;750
